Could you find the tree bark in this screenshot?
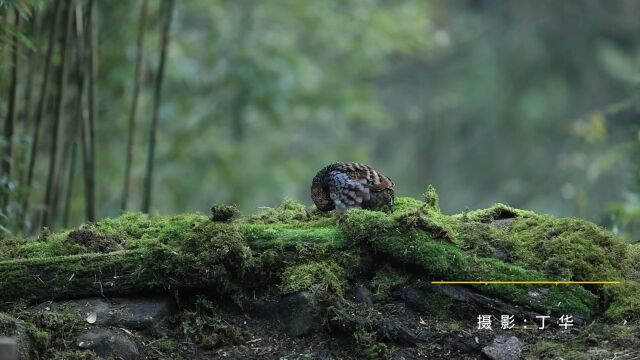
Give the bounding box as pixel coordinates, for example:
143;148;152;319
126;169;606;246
2;11;20;210
84;0;98;222
142;0;175;214
20;12;39;134
23;0;62;226
16;11;40;191
122;0;149;212
64;3;87;229
41;0;73;228
0;250;145;302
62;142;78;228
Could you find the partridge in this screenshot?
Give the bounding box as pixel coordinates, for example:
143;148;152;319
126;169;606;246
310;162;395;213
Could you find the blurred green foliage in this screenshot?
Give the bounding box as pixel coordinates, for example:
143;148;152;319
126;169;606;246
87;0;431;217
1;0;639;239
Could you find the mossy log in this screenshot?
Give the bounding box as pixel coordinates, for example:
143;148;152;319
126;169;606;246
1;195;638;323
0;251;142;302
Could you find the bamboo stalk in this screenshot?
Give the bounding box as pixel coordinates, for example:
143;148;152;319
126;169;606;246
84;0;98;222
23;0;62;228
122;0;149;212
142;0;175;214
41;0;73;228
2;11;20;210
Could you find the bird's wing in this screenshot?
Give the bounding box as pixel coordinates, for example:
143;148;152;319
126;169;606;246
361;171;394;192
328;171;371;211
334;162;394;192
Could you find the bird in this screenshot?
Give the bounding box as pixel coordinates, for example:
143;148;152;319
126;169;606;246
311;162;395;213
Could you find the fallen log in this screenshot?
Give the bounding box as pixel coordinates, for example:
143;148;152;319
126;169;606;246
0;195;637;322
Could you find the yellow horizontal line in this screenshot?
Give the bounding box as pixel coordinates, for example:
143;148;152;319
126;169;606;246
432;281;621;285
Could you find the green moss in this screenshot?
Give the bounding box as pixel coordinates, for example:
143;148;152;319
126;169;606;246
0;264;38;301
503;216;628;280
604;281;640;322
528;341;589;360
17;230;87;259
210;204;240;222
370;266;408;299
180;297;249;349
537;284;598;317
393;209;454;242
344;193;639;319
240;223;344;249
4;212;215;261
151;337;178;353
341;209;394;243
422;184;440;212
91;212;209;249
0;238;28;261
431;319;460;333
584;322;639;348
463;203;529;222
245;198;310;224
0;251;142;302
1;191;636;323
422;292;455;319
280;260;346;296
375;230;469;275
135;220;253;293
624;244;640;279
1;222;252;300
29;328;51;350
341;202;599;317
394;196;425;213
379;231;596;315
364;342;389;359
89;212;155;240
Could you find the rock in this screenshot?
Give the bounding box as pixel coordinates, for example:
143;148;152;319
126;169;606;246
0;314;31;359
279;292;318;337
76;328;139;360
586;348;612;359
491;247;510;261
393;287;423;311
422;283;552;322
355;254;379;277
0;337;18;360
379;319;419;346
327;306;419;346
482;335;524;360
447;335;481;354
34;296;176;332
352;285;373;307
527;287;550;300
245;297;281;321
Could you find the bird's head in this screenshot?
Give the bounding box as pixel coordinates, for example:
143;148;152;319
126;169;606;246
311;174;335;211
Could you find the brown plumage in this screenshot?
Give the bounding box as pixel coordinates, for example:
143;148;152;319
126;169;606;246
310;162;395;213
